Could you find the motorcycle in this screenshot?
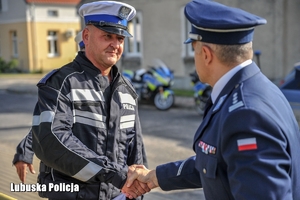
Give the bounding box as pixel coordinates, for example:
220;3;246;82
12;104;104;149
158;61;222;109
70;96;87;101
123;59;175;110
189;71;212;115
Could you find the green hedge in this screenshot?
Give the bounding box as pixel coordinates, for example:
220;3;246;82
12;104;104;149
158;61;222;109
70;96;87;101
0;57;21;73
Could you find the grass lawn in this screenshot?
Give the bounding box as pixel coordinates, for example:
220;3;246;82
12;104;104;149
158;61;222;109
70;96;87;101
0;73;44;79
173;89;194;97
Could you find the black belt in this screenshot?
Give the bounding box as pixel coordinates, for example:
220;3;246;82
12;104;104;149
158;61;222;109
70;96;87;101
39;162;51;173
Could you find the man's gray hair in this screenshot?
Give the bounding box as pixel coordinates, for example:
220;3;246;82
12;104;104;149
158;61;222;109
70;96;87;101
203;42;253;66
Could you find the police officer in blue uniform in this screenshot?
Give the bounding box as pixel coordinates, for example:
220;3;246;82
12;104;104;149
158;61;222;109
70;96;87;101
125;0;300;199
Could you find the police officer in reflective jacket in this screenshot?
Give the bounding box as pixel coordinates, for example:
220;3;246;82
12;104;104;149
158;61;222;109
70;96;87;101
14;1;149;200
125;0;300;199
12;31;84;184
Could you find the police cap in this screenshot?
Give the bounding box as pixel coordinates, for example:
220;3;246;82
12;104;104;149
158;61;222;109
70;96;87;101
79;1;136;37
184;0;267;45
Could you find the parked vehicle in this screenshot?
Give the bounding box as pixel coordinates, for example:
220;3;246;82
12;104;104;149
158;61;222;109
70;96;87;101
190;71;212;115
279;62;300;115
123;59;175;110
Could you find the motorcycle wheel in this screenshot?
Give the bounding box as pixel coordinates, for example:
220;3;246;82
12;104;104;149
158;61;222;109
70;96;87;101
195;97;207;115
153;92;174;110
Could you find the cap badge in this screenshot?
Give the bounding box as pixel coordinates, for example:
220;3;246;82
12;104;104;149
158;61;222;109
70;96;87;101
118;6;131;19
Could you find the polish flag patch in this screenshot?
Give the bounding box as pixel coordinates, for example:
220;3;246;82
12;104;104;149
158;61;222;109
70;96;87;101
237;138;257;151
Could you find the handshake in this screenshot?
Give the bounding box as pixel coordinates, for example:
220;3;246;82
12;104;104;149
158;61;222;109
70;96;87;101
121;165;158;199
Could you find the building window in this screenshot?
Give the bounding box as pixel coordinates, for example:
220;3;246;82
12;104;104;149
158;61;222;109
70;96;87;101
0;0;8;12
48;10;58;17
181;8;194;58
47;31;59;57
124;12;142;57
11;31;18;58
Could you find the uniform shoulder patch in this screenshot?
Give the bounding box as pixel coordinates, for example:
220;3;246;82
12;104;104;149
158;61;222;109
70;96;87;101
38;69;58;85
228;84;245;112
213;94;227;112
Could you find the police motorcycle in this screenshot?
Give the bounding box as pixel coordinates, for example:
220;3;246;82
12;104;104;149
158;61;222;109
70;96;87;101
189;71;212;115
123;59;175;110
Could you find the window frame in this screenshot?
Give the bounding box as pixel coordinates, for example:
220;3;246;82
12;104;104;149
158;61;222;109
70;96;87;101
47;30;59;57
181;7;194;58
123;11;142;57
0;0;8;12
47;9;59;17
11;31;18;58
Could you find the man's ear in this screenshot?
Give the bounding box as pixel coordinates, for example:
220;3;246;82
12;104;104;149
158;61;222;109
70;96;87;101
202;45;213;66
82;28;89;44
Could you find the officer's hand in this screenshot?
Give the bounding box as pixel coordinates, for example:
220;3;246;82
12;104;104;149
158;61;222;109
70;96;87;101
122;165;151;199
14;161;35;183
122;179;150;199
125;165;159;194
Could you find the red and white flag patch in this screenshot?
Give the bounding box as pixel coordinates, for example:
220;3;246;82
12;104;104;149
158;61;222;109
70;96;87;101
237;138;257;151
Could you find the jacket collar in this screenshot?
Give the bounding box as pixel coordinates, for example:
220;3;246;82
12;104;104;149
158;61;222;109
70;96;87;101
211;60;252;103
74;51;119;80
193;62;261;150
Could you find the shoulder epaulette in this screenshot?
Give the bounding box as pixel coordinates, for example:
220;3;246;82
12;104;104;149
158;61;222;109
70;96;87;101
228;84;245;112
37;69;58;86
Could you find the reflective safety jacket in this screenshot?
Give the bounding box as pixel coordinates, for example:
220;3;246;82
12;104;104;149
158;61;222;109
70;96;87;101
31;52;147;200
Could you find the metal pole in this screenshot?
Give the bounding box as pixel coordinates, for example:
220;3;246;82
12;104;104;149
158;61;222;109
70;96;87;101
254;50;261;69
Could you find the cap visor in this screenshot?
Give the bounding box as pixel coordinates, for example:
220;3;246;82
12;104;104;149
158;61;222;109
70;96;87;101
94;25;132;37
184;38;194;44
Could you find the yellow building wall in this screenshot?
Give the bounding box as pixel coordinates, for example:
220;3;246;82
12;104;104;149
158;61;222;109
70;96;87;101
0;21;80;73
0;22;30;72
33;22;81;73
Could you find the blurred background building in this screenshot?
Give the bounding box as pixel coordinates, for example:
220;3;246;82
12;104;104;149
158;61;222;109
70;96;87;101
0;0;299;89
0;0;81;73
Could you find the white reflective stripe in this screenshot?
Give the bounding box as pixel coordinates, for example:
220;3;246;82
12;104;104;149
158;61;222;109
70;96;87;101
75;110;106;122
120;115;135;122
120;115;135;129
72;162;103;182
32;111;55;126
120;121;134;129
75;116;106;129
118;92;136;105
69;89;104;102
32;115;40;126
192;24;254;33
